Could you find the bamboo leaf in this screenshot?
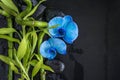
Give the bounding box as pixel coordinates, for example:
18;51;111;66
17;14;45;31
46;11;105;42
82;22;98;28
1;0;19;13
17;36;28;60
24;0;46;19
38;32;45;52
41;64;54;72
18;0;32;18
31;31;37;53
23;31;38;66
48;24;59;29
43;29;51;36
0;54;19;73
32;61;42;77
0;34;20;43
10;62;19;74
23;41;31;67
29;60;38;66
14;53;29;80
0;54;16;65
0;2;17;16
17;31;36;61
0;28;16;34
34;54;43;62
0;9;10;17
13;48;17;54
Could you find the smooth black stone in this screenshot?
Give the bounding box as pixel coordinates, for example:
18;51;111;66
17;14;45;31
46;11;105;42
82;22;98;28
46;73;65;80
33;5;46;20
43;8;65;21
45;60;65;73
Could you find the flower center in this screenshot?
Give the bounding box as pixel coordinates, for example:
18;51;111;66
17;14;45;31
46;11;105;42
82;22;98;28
58;28;65;36
49;47;56;54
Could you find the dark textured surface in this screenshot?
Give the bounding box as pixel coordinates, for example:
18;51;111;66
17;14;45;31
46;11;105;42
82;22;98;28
0;16;8;80
45;0;120;80
107;0;120;80
45;0;107;80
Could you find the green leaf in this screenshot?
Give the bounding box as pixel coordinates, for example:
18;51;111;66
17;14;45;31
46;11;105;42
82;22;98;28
32;61;42;77
38;32;45;52
13;48;17;54
41;64;54;72
31;31;37;53
14;53;30;80
17;31;37;61
0;9;10;17
23;31;38;66
0;54;17;65
0;28;16;34
18;0;32;18
34;54;43;62
42;24;59;37
48;24;59;29
24;0;46;19
43;29;51;36
29;60;38;66
0;54;19;73
0;34;20;44
10;62;19;74
1;0;19;13
23;41;31;67
17;36;28;60
0;2;17;16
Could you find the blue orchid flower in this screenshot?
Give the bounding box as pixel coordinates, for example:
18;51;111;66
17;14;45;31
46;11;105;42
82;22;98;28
48;15;78;44
40;38;66;59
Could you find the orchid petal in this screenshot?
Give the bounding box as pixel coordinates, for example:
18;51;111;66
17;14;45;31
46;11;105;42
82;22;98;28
40;40;57;59
63;22;78;44
48;38;66;55
63;15;73;25
48;17;63;37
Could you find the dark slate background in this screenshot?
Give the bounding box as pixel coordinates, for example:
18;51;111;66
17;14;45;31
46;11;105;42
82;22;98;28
0;0;120;80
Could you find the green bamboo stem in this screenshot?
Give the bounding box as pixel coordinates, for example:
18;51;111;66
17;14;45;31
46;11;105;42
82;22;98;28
21;73;25;80
16;17;48;28
22;25;26;37
7;18;13;80
38;32;46;80
40;69;46;80
38;32;45;54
